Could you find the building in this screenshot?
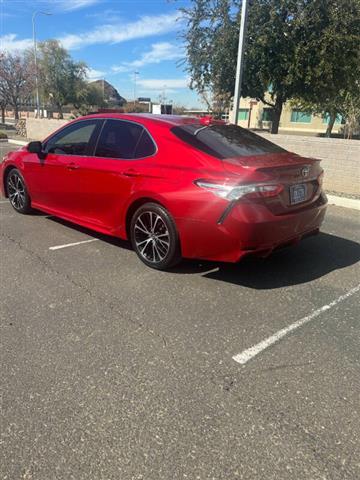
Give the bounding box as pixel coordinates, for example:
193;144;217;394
231;96;344;134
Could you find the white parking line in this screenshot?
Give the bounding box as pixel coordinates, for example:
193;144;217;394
0;200;9;204
233;284;360;365
49;239;99;251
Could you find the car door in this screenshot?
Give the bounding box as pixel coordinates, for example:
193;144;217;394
25;119;102;218
72;119;157;233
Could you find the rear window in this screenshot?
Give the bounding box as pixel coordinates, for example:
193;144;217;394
171;124;286;159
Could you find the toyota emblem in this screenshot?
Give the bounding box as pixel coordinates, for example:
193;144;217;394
301;166;310;177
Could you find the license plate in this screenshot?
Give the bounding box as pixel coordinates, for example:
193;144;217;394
290;183;307;204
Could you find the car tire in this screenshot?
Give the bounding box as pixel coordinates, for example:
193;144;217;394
6;168;32;214
130;202;181;270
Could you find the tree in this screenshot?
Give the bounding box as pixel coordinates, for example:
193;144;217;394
0;51;35;120
72;83;107;116
172;103;187;115
38;40;87;118
241;0;305;133
340;87;360;139
181;0;238;116
181;0;360;134
122;102;149;113
182;0;305;133
90;79;126;107
290;0;360;137
0;65;8;123
0;90;8;124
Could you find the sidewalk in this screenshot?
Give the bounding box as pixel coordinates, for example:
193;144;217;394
326;195;360;211
6;136;30;146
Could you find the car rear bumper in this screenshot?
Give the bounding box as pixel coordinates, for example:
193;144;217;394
177;193;328;262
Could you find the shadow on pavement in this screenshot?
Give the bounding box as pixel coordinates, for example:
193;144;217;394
45;215;359;289
174;233;360;289
47;216;132;250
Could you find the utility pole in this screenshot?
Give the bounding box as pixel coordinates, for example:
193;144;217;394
233;0;249;125
32;11;52;118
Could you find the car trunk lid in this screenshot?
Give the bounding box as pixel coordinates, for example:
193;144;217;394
223;152;323;215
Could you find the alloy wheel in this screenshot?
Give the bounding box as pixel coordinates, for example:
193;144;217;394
7;172;26;211
134;211;171;263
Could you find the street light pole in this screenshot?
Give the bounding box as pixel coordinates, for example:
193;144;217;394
32;11;52;118
233;0;249;125
162;85;167;104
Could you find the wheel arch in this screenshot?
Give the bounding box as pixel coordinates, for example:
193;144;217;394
125;197;167;240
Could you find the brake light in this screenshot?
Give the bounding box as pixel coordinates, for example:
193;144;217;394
199;116;225;126
194;180;283;201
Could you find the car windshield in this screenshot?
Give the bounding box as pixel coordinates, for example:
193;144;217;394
171;123;286;159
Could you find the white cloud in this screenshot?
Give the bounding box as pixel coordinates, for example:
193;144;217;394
86;67;106;81
54;0;101;12
0;34;33;53
111;65;131;73
86;8;122;22
137;78;190;91
0;13;182;58
112;42;183;72
59;12;181;50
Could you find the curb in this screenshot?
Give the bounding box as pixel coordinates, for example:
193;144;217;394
326;194;360;211
7;139;28;146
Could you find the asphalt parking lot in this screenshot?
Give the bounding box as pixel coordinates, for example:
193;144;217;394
1;143;360;479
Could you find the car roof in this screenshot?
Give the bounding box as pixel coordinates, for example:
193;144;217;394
79;113;201;128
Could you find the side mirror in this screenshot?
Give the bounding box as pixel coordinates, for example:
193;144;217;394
27;141;43;154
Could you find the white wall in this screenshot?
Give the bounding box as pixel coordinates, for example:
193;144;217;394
26;118;69;141
258;133;360;196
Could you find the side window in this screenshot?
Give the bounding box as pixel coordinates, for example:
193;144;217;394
45;120;98;156
95;120;143;159
134;129;156;158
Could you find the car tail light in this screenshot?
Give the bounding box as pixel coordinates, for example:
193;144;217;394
199;116;225;126
194;180;283;201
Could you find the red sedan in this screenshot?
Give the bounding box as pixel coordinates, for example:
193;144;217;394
1;114;327;269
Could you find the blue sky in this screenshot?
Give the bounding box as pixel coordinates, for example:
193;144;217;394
1;0;204;107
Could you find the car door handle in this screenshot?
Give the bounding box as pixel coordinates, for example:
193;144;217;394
122;169;141;177
66;162;80;171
